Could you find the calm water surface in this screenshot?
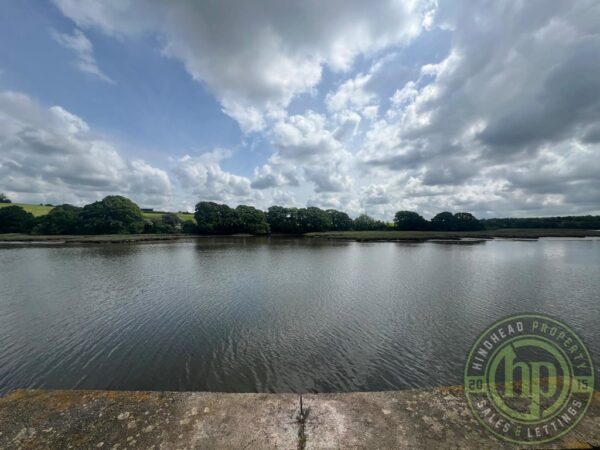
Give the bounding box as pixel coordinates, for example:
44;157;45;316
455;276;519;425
0;238;599;395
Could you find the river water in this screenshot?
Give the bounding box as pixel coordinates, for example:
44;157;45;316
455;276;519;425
0;237;598;395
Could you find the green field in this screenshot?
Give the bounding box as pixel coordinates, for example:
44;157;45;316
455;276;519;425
142;211;195;222
0;203;195;222
0;203;55;217
306;229;600;241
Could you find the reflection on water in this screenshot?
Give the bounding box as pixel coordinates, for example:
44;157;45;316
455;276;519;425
0;238;598;395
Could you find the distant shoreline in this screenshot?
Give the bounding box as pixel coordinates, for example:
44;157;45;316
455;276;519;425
0;228;599;246
306;228;600;241
0;233;195;245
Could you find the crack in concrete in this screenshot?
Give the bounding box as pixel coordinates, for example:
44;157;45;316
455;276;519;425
296;394;309;450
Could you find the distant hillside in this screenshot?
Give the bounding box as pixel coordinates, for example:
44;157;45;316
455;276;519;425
0;203;54;217
0;203;196;223
140;210;195;222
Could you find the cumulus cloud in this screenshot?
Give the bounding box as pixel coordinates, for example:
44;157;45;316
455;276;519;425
271;112;342;162
271;189;298;207
261;112;354;194
307;192;360;214
361;184;391;206
6;1;599;218
52;0;427;131
173;149;256;204
251;164;298;190
0;91;170;206
355;0;600;217
326;72;377;115
51;28;114;83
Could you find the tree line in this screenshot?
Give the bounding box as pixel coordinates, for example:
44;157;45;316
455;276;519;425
0;195;194;235
1;192;599;235
481;215;600;230
393;211;485;231
194;202;389;234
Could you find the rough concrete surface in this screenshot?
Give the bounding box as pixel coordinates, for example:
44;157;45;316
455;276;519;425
0;388;598;449
302;387;600;449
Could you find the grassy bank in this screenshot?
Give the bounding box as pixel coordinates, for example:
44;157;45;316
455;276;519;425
0;233;198;244
1;228;599;245
305;228;600;241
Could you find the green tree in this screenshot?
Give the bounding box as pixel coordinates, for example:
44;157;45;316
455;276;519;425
297;207;332;232
453;212;484;231
327;209;353;231
143;218;159;234
162;213;182;228
481;215;600;230
80;195;145;234
0;193;11;203
353;214;386;231
194;202;219;234
430;211;484;231
143;214;182;234
35;204;81;234
267;206;299;233
236;205;270;234
194;202;240;234
394;211;429;230
181;220;197;234
0;205;34;233
431;211;456;231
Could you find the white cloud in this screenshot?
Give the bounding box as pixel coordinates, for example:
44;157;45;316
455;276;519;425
53;0;427;131
266;112;354;194
0;91;170;207
173;149;256;204
52;28;114;83
353;0;600;217
326;72;377;115
271;189;298;207
5;1;600;219
251;164;298;190
271;112;341;161
361;184;391;206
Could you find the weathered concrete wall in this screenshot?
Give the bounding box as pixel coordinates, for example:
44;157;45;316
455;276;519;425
0;387;598;449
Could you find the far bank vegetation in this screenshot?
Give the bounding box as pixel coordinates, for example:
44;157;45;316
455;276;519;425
0;193;599;236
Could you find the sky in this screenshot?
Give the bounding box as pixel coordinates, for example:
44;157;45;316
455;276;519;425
0;0;599;219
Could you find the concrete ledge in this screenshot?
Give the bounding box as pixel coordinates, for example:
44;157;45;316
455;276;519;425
1;388;599;449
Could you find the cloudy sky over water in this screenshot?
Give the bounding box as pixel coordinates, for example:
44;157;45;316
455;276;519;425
0;0;599;218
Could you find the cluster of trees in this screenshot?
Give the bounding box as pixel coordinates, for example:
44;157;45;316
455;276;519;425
2;191;599;236
193;203;389;235
351;214;388;231
481;215;600;230
266;206;352;233
195;202;270;234
0;205;35;233
394;211;485;231
0;196;391;235
0;196;195;235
